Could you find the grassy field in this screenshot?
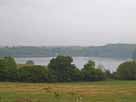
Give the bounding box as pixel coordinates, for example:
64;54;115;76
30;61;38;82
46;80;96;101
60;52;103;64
0;80;135;102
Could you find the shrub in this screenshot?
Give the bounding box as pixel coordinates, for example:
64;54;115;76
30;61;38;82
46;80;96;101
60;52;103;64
81;60;105;81
0;57;17;81
18;65;48;82
116;61;136;80
26;60;34;65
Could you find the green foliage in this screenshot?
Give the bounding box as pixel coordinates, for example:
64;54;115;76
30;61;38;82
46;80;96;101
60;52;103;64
116;61;136;80
81;60;105;81
26;60;34;65
70;68;82;81
18;65;48;82
0;59;7;81
0;57;17;81
104;69;114;79
2;55;136;82
48;55;81;82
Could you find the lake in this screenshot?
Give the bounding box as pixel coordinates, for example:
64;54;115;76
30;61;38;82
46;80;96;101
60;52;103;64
15;57;130;72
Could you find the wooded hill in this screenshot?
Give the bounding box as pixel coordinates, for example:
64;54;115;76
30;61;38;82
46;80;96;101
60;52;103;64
0;44;136;59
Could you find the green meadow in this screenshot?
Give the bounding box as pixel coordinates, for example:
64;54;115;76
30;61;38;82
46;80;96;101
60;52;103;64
0;80;135;102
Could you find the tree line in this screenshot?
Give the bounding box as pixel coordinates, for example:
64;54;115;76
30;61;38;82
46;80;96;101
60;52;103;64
0;56;136;82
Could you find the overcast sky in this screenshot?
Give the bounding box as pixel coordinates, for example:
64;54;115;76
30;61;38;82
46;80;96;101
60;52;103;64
0;0;136;46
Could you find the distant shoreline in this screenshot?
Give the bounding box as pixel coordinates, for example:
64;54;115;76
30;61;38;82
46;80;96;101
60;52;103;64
0;44;136;59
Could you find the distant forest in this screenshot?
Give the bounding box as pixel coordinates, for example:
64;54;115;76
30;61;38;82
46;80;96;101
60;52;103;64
0;44;136;59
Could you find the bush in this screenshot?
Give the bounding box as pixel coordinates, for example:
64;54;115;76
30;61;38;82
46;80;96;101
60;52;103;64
116;61;136;80
104;69;115;79
18;65;48;82
0;57;17;81
26;60;34;65
70;67;82;81
81;60;105;81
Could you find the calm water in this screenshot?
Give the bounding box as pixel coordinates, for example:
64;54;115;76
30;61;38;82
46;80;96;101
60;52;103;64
15;57;130;72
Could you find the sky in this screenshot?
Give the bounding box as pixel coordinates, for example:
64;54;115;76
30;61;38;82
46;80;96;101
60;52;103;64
0;0;136;46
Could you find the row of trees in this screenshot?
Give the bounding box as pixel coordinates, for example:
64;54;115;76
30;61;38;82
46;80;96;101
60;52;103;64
48;56;107;82
0;56;136;82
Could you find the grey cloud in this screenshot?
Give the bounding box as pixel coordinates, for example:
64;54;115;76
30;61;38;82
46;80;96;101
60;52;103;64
0;0;136;46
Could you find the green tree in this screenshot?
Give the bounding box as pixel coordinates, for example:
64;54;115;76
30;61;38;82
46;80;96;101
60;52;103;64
0;57;17;81
81;60;105;81
104;69;113;79
48;55;80;82
18;65;48;82
116;61;136;80
70;66;82;81
26;60;34;65
0;58;7;81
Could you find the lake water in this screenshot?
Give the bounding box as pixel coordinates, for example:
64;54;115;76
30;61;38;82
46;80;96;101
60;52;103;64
15;57;130;72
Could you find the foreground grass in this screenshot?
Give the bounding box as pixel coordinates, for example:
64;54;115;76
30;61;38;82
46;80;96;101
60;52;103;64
0;80;135;102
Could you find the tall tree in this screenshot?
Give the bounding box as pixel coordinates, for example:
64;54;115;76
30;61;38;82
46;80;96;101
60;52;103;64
0;57;17;81
81;60;105;81
116;61;136;80
48;55;79;82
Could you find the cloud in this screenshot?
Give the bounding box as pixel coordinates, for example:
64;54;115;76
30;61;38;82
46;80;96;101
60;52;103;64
0;0;136;46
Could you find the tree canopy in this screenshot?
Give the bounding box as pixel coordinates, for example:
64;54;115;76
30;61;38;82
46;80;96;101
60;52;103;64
116;61;136;80
0;57;17;81
48;55;81;82
18;65;48;82
26;60;34;65
0;55;135;82
81;60;105;81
